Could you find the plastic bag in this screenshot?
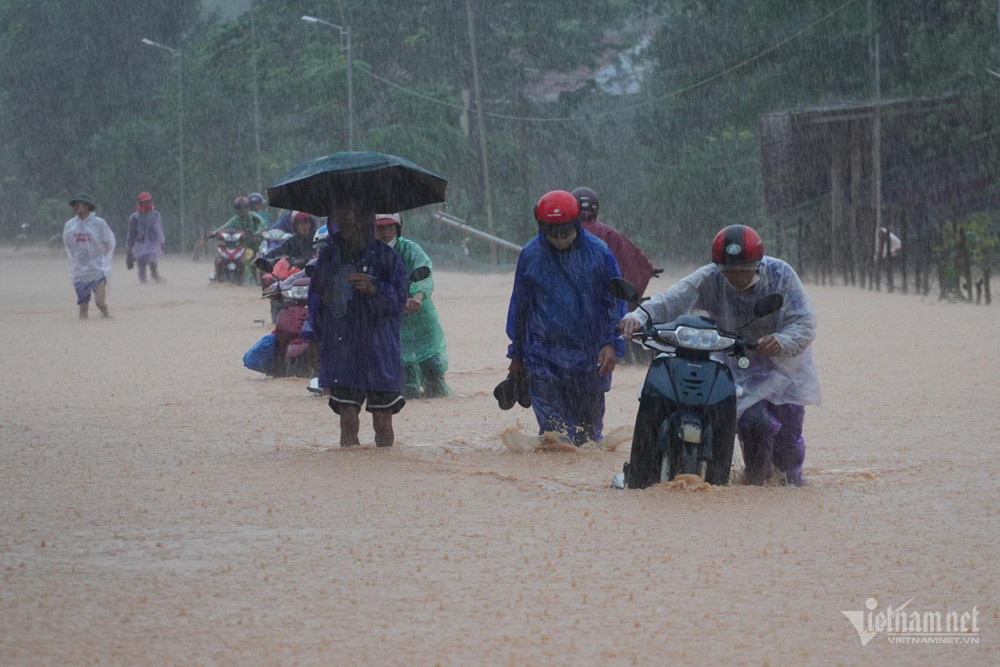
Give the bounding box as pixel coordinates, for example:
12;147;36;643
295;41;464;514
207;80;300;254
243;333;277;374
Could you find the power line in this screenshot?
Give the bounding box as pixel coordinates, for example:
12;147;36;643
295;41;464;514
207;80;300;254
358;0;858;124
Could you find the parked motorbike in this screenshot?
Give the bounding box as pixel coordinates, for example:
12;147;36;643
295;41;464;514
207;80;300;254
257;258;317;378
259;228;292;257
208;229;249;284
608;277;783;489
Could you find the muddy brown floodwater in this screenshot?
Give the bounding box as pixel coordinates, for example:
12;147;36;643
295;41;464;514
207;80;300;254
0;248;997;665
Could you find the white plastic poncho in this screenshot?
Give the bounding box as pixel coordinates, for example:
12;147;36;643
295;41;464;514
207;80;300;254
626;257;820;416
63;213;116;283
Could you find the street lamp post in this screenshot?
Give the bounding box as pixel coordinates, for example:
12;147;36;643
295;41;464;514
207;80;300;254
301;15;353;151
142;37;186;253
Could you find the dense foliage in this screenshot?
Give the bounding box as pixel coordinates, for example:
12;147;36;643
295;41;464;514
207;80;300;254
1;0;998;264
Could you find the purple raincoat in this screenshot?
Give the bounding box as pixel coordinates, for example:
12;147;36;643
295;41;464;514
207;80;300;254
126;209;165;261
307;219;408;393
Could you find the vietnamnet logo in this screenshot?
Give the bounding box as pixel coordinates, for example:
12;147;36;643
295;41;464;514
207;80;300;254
842;597;981;646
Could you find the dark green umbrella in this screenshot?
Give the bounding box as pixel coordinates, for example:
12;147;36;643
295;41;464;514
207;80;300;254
266;151;447;217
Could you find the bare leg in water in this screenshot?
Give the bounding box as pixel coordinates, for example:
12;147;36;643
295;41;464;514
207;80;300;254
93;281;109;318
339;405;361;447
373;413;394;447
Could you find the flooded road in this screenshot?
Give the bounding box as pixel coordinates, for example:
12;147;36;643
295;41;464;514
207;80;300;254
0;249;996;665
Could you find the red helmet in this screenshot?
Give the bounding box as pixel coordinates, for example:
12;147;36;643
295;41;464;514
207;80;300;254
711;225;764;265
234;196;250;209
534;190;579;225
136;191;153;203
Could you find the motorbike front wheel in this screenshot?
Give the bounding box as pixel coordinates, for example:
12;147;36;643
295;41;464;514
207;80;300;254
626;407;664;489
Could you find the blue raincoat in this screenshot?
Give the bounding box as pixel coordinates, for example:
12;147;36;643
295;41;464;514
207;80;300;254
307;218;408;393
506;226;625;443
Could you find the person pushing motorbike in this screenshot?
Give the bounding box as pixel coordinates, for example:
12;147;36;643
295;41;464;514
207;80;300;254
618;225;820;485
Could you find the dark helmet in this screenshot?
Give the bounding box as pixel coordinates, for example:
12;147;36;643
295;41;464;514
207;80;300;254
248;192;266;207
571;187;599;217
711;225;764;265
234;196;250;210
534;190;579;225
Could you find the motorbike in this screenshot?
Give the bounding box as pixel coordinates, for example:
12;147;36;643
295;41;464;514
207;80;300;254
257;258;318;378
259;228;292;257
608;277;784;489
208;229;249;284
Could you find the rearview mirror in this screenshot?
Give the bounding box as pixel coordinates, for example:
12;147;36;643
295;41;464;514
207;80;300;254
410;266;431;283
753;294;783;318
608;277;640;303
254;257;274;274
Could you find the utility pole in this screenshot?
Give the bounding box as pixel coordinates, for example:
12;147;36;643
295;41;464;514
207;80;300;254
178;49;186;254
465;0;497;263
301;15;354;151
870;0;883;290
345;25;353;150
142;38;186;253
250;2;263;190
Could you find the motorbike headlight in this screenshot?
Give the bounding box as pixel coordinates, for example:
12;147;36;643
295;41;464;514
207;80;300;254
283;286;309;300
672;326;735;351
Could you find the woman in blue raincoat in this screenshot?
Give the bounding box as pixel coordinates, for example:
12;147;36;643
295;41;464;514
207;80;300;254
307;198;409;447
505;190;625;446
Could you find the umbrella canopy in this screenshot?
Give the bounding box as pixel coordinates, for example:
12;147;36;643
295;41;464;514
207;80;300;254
266;151;447;217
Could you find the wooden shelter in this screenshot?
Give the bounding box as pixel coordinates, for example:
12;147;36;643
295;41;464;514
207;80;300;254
758;96;999;298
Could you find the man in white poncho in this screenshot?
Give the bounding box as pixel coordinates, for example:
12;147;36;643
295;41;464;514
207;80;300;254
620;225;819;485
63;193;116;319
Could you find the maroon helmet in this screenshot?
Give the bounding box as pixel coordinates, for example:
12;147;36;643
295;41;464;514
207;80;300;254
571;187;599;217
711;225;764;265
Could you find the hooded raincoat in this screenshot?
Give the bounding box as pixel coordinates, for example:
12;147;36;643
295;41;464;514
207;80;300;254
213;211;266;236
126;209;165;261
391;235;450;397
63;212;116;283
307;216;408;393
506;226;626;443
393;237;447;364
627;256;820;417
581;219;656;296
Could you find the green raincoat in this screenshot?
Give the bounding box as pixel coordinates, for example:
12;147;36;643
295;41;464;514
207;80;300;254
394;236;450;397
213;211;266;236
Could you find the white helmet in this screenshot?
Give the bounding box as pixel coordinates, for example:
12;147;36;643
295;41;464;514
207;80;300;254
313;224;328;249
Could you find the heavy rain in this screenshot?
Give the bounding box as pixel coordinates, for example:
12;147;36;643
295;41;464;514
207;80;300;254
0;0;997;664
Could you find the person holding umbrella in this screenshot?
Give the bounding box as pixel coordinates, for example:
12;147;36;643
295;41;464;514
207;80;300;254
268;151;449;446
307;197;409;447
